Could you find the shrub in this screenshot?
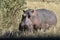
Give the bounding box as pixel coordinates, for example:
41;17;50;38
0;0;26;35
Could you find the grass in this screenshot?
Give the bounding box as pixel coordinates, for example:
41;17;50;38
0;0;60;38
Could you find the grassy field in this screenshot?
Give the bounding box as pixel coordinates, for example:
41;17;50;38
0;0;60;38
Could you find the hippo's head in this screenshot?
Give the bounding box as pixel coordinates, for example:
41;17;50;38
20;9;34;27
19;9;34;31
23;9;34;18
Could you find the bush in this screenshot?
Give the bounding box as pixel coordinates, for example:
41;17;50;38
0;0;26;35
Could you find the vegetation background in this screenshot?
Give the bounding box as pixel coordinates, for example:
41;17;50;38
0;0;60;38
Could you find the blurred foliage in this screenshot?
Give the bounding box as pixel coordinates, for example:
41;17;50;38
0;0;26;33
27;0;60;2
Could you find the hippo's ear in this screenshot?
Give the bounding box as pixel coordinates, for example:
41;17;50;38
23;10;25;13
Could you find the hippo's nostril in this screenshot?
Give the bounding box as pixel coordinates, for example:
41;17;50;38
28;15;30;18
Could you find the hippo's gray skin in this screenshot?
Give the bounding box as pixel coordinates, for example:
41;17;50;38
36;9;57;29
22;9;57;31
19;13;33;32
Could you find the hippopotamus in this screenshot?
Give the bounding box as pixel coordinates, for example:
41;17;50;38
19;12;33;32
22;9;57;31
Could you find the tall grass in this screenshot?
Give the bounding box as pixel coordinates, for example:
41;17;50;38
0;0;26;36
0;0;60;38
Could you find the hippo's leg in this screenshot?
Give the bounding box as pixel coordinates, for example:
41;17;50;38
23;25;28;31
47;24;52;30
33;25;38;31
19;26;24;31
39;24;42;30
29;25;33;32
41;23;46;32
30;25;33;32
39;27;41;30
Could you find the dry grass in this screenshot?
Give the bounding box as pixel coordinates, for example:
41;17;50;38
0;0;60;38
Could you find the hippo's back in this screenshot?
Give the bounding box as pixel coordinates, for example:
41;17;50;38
36;9;57;25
